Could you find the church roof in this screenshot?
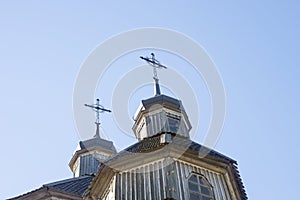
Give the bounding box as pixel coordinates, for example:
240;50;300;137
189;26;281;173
44;175;94;196
9;175;94;200
109;133;235;163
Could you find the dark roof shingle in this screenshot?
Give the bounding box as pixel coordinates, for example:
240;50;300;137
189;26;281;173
110;133;235;163
44;175;94;196
142;94;183;111
80;137;116;152
9;175;94;199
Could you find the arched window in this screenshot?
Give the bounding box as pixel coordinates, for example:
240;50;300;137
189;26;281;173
188;173;215;200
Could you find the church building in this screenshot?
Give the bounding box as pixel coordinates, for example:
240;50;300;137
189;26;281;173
9;54;247;200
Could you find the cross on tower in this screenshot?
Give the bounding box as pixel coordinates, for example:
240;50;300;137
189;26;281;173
84;99;111;138
140;53;167;96
140;53;167;80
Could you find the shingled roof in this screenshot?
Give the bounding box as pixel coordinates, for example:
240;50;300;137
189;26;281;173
142;94;184;111
44;175;94;196
80;137;116;152
9;175;94;200
108;133;235;163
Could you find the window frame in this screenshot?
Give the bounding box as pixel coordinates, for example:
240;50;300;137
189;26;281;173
187;172;215;200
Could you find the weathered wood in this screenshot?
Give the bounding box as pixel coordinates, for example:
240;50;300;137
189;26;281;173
109;159;233;200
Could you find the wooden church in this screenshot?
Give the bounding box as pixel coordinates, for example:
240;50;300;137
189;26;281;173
10;54;247;200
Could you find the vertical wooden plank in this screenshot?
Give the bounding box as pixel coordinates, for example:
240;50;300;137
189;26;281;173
115;173;120;200
164;159;171;198
220;173;231;200
136;168;142;200
216;173;226;200
160;160;166;199
127;172;131;200
114;174;117;200
122;173;126;200
210;172;220;200
132;170;136;200
175;161;184;200
149;163;156;199
155;162;162;200
124;172;127;200
144;165;150;200
150;115;155;136
199;167;205;176
154;114;158;134
203;169;210;183
218;173;226;200
180;162;189;200
142;166;146;200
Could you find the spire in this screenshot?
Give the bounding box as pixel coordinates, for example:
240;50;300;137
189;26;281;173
84;99;112;138
140;53;167;96
154;77;161;96
69;99;115;177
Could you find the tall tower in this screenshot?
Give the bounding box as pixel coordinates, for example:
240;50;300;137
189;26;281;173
69;99;116;177
136;53;191;140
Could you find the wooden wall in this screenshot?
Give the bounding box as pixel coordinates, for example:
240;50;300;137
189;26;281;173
104;158;233;200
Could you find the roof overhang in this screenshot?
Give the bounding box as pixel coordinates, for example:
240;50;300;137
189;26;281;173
8;186;83;200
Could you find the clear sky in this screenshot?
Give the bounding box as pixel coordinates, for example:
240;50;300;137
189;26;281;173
1;1;299;199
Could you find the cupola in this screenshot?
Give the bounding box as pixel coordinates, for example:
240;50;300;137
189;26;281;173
133;53;192;141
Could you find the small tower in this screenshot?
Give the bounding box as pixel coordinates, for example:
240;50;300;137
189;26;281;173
132;94;192;140
134;53;192;141
69;99;116;177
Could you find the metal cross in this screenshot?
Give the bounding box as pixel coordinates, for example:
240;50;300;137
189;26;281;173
84;99;111;125
140;53;167;80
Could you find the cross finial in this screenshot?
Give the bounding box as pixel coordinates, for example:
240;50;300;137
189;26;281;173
84;99;111;138
140;53;167;96
140;53;167;80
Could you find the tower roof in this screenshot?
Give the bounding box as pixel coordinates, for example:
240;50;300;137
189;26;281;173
142;94;184;111
79;137;116;152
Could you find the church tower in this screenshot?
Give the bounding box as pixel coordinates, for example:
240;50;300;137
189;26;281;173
132;92;192;141
134;53;191;140
69;99;117;177
85;54;247;200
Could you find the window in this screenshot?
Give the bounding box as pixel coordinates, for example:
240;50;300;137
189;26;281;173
188;174;215;200
168;117;179;132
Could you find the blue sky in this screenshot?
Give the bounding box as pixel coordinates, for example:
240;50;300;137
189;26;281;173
1;1;299;199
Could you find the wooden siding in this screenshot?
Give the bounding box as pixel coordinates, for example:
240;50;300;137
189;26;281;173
79;154;100;176
106;158;232;200
145;111;189;139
